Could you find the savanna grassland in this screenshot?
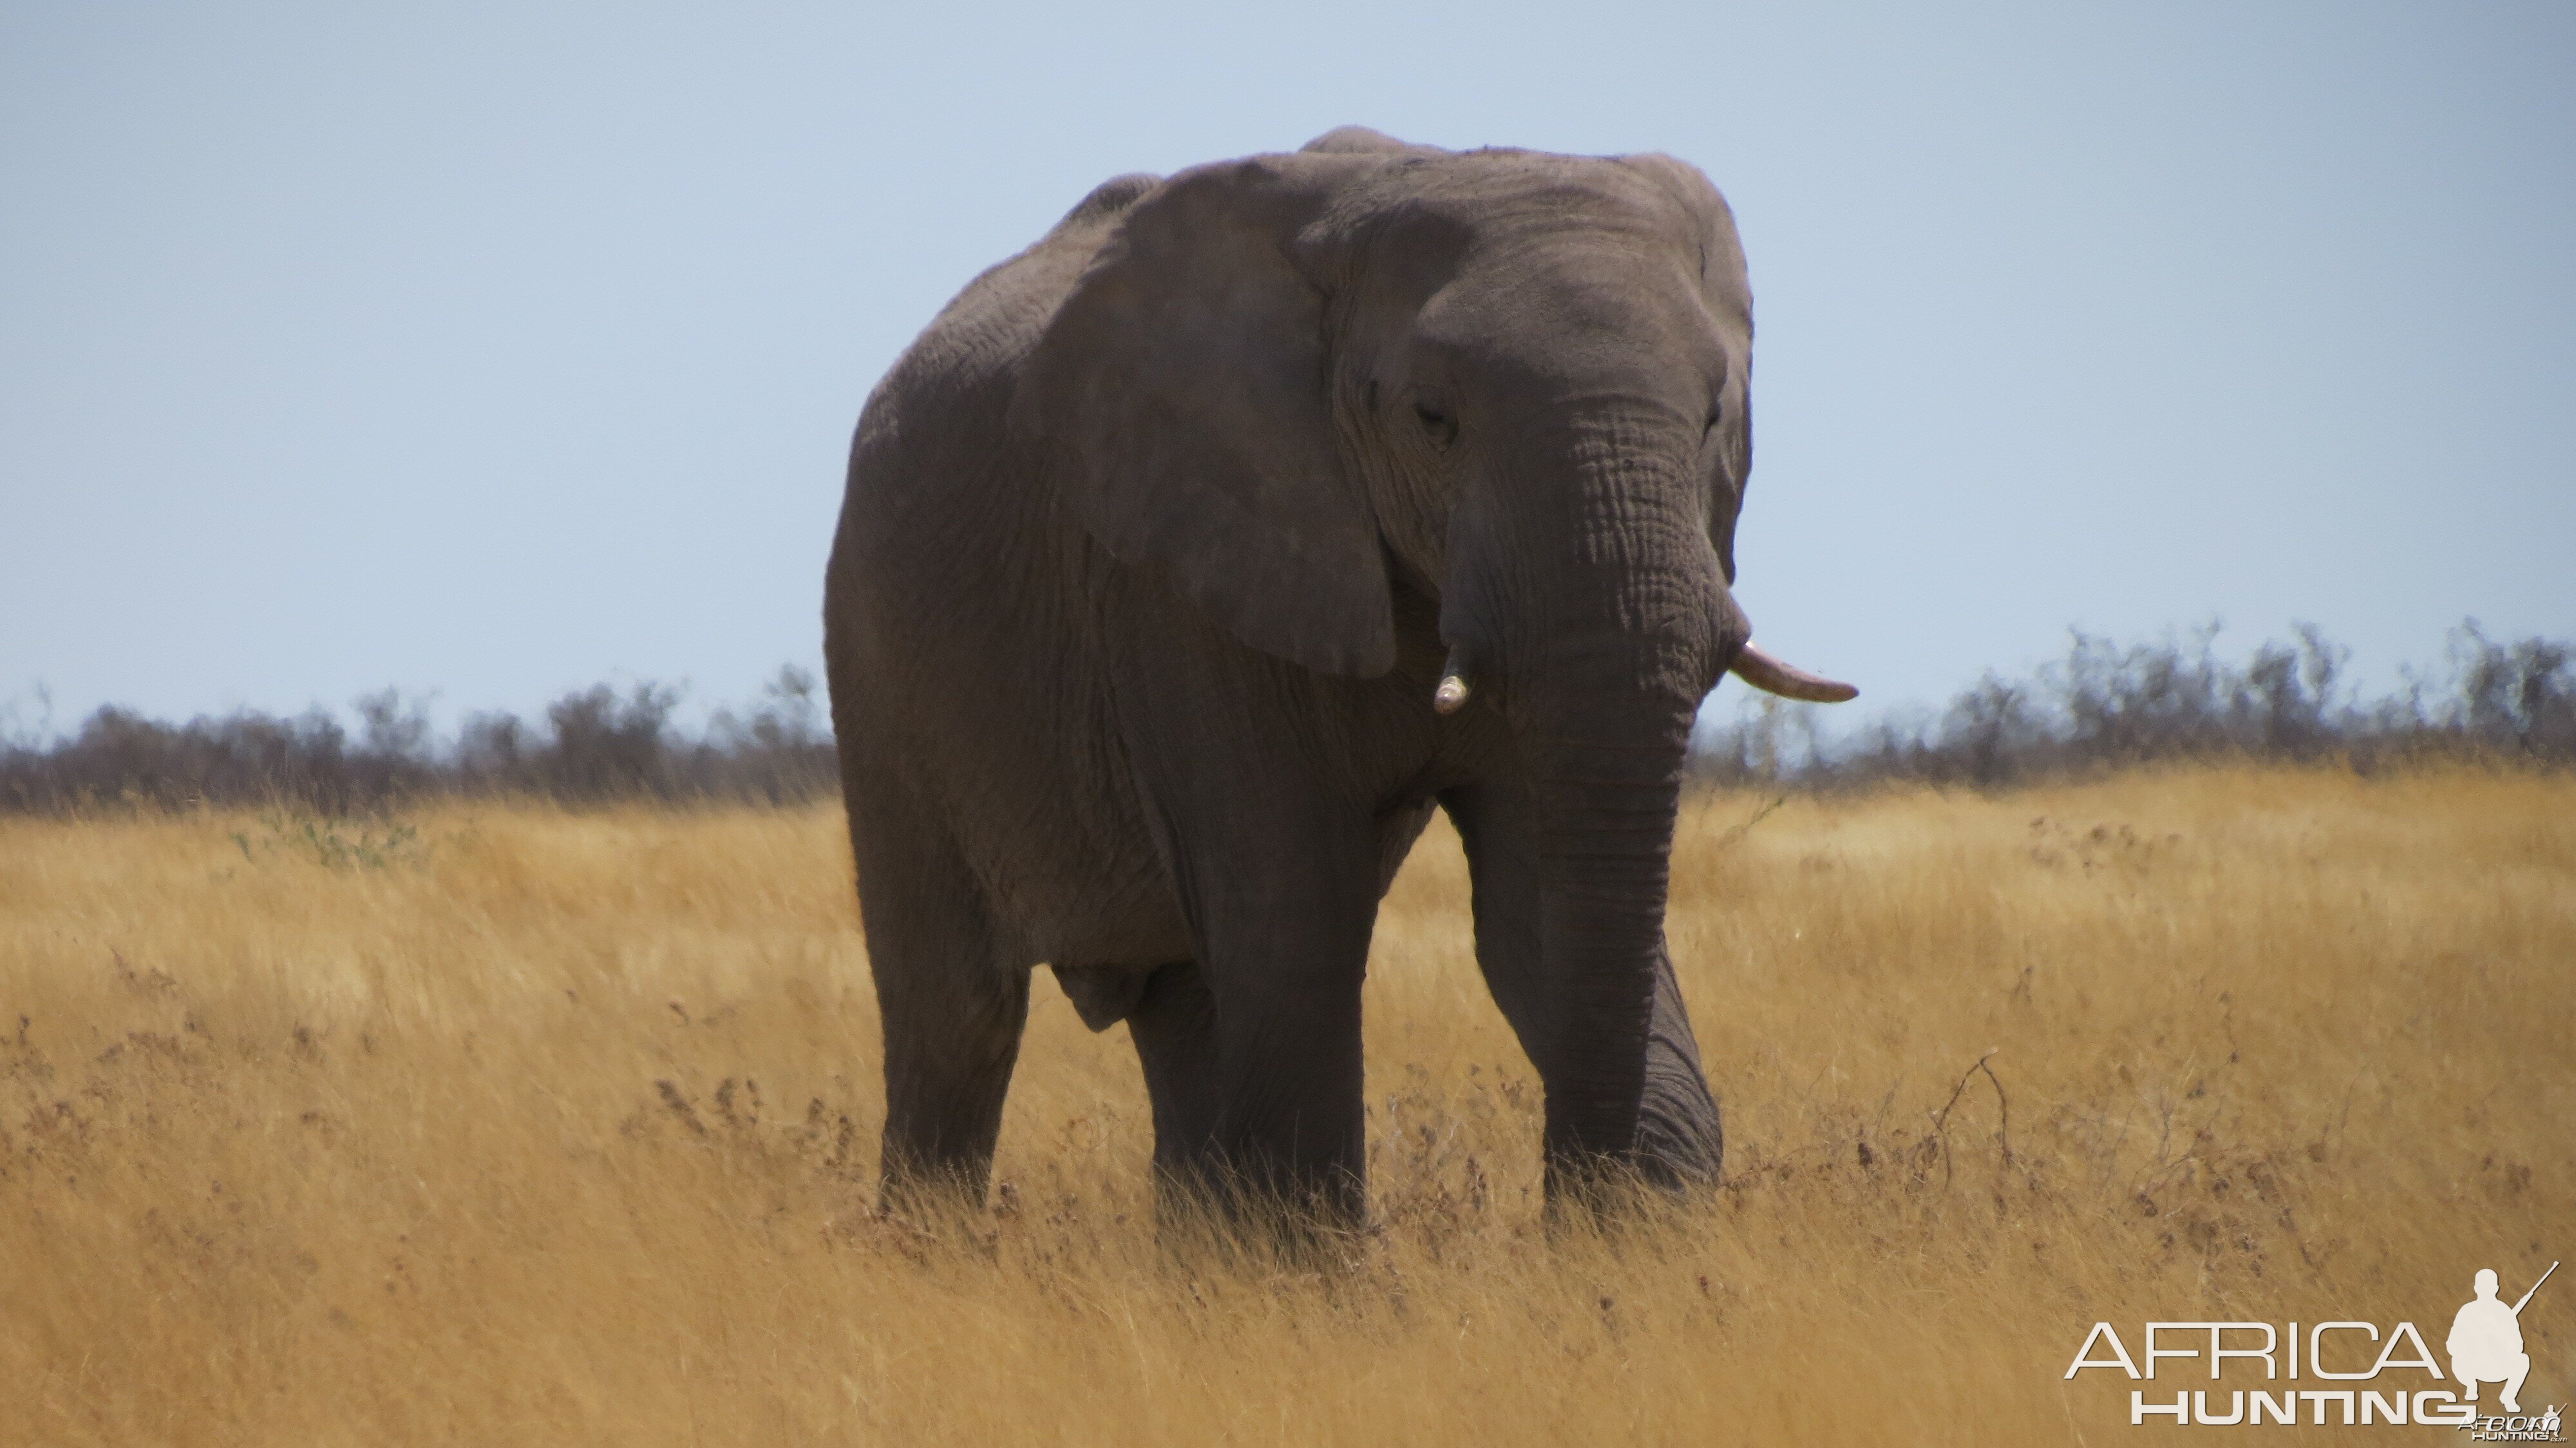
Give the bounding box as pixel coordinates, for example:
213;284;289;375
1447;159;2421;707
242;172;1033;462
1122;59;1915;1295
3;767;2568;1445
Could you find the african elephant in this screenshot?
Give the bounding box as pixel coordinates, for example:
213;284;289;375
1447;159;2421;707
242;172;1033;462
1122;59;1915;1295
823;126;1853;1230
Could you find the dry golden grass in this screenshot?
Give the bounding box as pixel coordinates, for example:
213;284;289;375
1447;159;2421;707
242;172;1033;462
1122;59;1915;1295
2;765;2568;1444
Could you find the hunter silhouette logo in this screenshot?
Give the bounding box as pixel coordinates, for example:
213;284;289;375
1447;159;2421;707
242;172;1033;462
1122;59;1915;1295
2062;1258;2561;1431
2454;1263;2555;1415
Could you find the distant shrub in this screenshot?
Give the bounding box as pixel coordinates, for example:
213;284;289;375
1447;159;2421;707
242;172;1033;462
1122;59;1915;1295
1695;620;2575;791
0;666;837;814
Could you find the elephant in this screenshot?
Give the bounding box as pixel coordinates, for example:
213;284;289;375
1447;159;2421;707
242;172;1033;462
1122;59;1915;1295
822;126;1854;1232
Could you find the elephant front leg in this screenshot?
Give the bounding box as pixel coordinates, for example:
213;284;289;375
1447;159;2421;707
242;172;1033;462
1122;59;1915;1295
1114;961;1227;1197
1441;781;1724;1196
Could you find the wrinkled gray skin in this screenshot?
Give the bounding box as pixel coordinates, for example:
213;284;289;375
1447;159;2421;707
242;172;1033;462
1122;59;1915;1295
826;128;1839;1230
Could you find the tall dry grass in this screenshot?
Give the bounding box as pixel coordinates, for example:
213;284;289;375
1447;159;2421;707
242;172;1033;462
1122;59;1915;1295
1;767;2568;1444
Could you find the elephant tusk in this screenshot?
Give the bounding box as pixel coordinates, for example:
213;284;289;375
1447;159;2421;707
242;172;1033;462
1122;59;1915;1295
1433;649;1472;714
1730;641;1858;703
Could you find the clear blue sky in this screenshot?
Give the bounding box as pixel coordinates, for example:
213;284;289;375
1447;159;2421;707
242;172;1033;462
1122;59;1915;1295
4;1;2570;738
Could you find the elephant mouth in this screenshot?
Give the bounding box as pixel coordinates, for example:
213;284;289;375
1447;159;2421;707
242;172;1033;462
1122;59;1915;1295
1432;638;1857;714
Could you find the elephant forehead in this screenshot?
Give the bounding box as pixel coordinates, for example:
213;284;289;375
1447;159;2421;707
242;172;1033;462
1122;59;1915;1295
1325;158;1747;349
1320;153;1686;254
1408;251;1733;388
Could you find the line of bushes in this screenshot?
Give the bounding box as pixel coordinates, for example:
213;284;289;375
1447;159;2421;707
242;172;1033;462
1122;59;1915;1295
4;622;2568;814
0;667;838;814
1696;620;2575;788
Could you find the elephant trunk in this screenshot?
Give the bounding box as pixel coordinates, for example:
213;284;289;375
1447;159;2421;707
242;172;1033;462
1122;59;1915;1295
1453;433;1743;1198
1525;685;1703;1196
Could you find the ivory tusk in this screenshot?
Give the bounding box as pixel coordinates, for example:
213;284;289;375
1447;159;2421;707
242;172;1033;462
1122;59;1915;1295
1730;641;1859;703
1433;648;1472;714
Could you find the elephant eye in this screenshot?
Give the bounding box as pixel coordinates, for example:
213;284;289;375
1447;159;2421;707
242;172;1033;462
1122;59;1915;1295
1412;395;1457;448
1703;400;1724;437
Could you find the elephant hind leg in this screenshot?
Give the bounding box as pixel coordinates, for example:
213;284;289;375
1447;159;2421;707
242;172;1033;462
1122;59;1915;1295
848;770;1030;1211
1054;960;1227;1221
875;942;1028;1209
1123;961;1224;1194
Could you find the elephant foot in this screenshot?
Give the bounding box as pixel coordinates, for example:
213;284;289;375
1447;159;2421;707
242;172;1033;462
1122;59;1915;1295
874;1158;1000;1234
1151;1156;1368;1266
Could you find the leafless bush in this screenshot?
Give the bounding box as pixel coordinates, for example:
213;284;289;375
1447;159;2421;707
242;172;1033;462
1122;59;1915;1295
0;666;837;814
1697;619;2575;790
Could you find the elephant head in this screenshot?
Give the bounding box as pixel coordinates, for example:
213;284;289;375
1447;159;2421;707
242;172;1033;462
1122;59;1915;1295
1014;128;1852;1192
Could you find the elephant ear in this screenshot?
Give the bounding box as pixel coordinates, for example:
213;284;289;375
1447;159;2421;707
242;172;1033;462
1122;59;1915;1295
1011;156;1397;678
